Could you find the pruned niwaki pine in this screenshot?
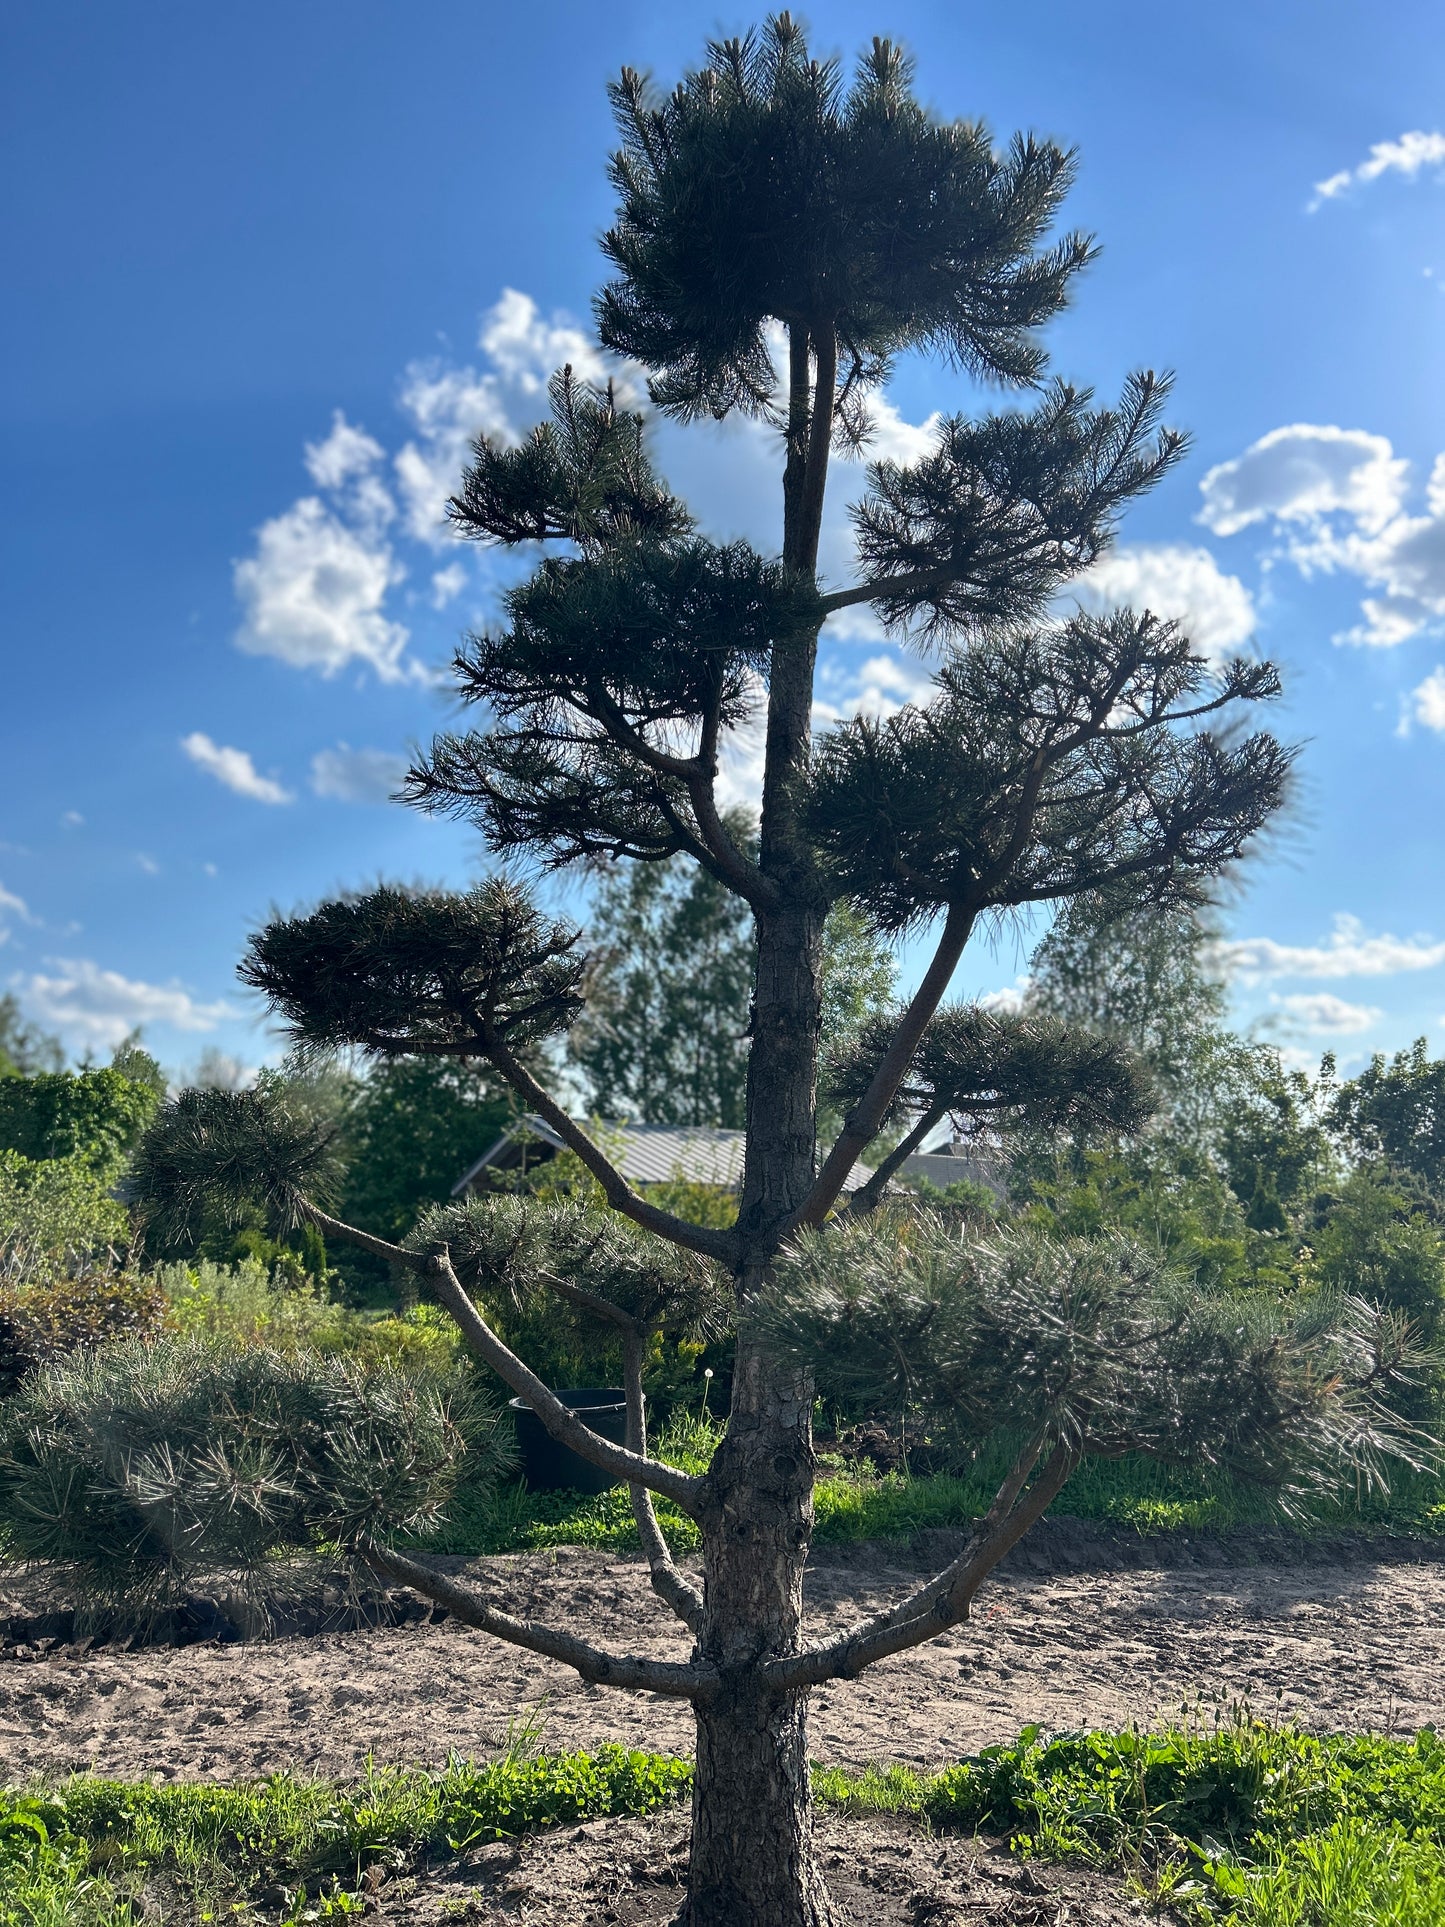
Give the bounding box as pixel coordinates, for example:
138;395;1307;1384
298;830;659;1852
118;19;1430;1926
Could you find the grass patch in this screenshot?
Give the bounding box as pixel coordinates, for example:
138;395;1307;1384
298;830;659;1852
5;1722;1444;1923
0;1746;691;1924
816;1715;1445;1924
431;1436;1445;1559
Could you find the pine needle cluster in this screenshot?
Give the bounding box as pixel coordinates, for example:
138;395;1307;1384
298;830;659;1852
756;1213;1434;1506
0;1336;509;1622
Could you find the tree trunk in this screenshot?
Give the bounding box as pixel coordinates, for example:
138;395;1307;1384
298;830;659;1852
687;1336;837;1927
685;1674;837;1927
681;315;840;1922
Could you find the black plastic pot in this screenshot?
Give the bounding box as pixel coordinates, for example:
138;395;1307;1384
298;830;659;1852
509;1388;634;1494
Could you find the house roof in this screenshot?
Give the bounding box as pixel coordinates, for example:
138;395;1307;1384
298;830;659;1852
453;1115;878;1197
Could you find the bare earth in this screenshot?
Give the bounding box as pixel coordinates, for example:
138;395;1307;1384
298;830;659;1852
2;1535;1443;1785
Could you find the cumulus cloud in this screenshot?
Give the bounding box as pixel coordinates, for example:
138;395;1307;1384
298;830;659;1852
1405;666;1445;732
234;497;411;680
1199;425;1445;648
431;562;468;609
979;977;1031;1015
393;288;616;545
1210;913;1445;985
15;958;235;1050
1198;425;1408;538
303;411;394;533
1311;129;1445;209
1065;543;1256;661
310;743;411;804
1268;991;1382;1034
181;732;293;805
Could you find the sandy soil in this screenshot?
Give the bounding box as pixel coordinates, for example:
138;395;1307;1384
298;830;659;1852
2;1533;1442;1785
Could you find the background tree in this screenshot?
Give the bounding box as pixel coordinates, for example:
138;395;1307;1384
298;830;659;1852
1328;1039;1445;1208
569;848;756;1125
123;23;1419;1926
0;996;64;1078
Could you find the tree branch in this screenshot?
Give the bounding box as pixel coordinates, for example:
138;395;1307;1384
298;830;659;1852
422;1250;706;1514
763;1441;1076;1690
484;1036;737;1265
797;325;838;574
838;1107;947;1219
797;901;976;1228
360;1541;715;1700
623;1330;705;1633
818;564;957;617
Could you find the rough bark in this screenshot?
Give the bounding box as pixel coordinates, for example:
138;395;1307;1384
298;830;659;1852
678;317;840;1924
685;1673;838;1927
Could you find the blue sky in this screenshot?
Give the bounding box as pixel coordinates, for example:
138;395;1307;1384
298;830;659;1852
3;0;1445;1082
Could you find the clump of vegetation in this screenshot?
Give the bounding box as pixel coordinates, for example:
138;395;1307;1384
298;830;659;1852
0;1334;509;1622
910;1714;1445;1925
0;1746;692;1924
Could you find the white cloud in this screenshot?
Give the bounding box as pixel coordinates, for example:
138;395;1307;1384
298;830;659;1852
393;362;513;544
431;562;468;609
1200;424;1445;648
303;410;394;534
1268;991;1382;1034
134;854;160;876
1406;666;1445;732
479;286;608;395
0;881;31;947
304;411;385;491
181;731;293;805
234;496;411;680
310;743;411;804
1311;130;1445;208
393;288;617;546
1198;425;1408;538
60;811;83;828
1066;543;1256;662
980;976;1031;1015
1210;913;1445;985
15;957;235;1050
861;396;942;467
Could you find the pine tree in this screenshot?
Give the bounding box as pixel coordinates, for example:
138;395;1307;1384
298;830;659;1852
126;23;1425;1923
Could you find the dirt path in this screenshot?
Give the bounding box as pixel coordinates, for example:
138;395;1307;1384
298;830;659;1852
2;1536;1442;1784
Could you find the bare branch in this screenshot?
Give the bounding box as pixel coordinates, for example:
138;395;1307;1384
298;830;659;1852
798;902;975;1228
486;1036;737;1265
423;1250;706;1514
764;1442;1076;1690
623;1331;705;1632
361;1541;715;1700
838;1106;947;1219
818;563;956;617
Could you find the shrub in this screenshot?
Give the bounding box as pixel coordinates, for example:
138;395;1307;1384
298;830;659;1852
0;1335;510;1620
0;1151;130;1285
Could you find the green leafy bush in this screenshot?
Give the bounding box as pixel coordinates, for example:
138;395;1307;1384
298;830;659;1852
0;1065;159;1181
0;1335;508;1619
0;1151;130;1284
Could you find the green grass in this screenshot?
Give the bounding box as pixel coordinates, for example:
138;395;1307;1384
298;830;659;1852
427;1423;1445;1558
816;1716;1445;1925
4;1722;1443;1924
0;1746;692;1925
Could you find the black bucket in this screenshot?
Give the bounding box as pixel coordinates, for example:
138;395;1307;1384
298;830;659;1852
509;1388;634;1494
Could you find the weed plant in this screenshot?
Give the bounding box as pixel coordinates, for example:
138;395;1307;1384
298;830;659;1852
815;1712;1445;1925
3;1720;1442;1923
0;1746;691;1925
